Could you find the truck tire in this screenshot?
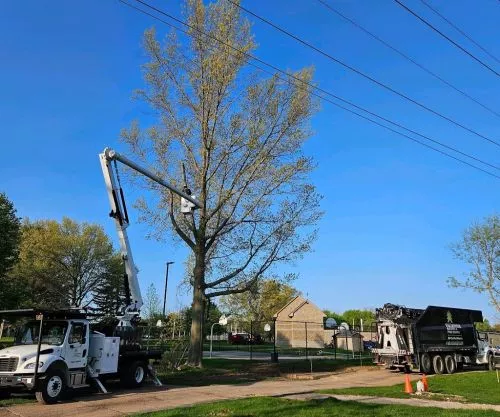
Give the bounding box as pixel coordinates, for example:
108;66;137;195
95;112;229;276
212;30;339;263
0;391;11;400
432;355;445;374
35;369;67;404
420;353;432;374
444;355;457;374
120;361;147;388
487;353;495;371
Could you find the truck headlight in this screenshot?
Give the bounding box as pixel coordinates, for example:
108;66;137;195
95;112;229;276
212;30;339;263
24;362;44;369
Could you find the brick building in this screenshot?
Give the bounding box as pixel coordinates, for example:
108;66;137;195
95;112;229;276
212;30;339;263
273;296;328;348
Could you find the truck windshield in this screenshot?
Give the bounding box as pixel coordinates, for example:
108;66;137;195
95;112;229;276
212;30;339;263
15;321;68;346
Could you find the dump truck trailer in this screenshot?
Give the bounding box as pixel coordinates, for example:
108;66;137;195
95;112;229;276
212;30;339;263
372;303;495;374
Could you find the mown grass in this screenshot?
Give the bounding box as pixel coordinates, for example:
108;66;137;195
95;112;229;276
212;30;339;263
321;370;500;404
132;396;499;417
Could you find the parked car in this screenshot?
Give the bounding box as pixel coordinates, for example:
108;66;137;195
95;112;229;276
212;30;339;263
228;332;264;345
228;332;250;344
363;340;376;351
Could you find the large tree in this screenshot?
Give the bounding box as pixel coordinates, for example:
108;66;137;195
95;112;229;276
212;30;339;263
0;192;22;309
121;0;321;366
9;217;122;309
449;214;499;311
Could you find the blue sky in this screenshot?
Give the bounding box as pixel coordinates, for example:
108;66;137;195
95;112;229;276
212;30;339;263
1;0;499;320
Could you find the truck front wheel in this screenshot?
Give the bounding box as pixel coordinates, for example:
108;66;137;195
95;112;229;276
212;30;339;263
35;369;67;404
420;353;432;374
444;355;456;374
487;353;495;371
432;355;445;374
121;361;147;388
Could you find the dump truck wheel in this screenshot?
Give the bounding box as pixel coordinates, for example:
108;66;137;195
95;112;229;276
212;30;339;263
35;369;66;404
432;355;445;374
420;353;432;374
444;355;456;374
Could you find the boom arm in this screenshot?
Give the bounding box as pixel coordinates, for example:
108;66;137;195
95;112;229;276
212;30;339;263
99;147;200;323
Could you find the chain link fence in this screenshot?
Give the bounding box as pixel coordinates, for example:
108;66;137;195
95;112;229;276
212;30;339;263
204;319;375;361
133;318;376;367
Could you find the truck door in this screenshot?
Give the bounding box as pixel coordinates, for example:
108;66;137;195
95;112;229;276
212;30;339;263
64;322;88;369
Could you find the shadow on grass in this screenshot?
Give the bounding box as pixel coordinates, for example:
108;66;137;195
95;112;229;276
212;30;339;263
159;358;373;387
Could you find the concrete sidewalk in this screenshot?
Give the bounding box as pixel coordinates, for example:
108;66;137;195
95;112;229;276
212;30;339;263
0;368;416;417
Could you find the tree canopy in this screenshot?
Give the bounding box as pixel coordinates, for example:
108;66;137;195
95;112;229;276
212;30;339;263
0;192;22;309
5;217;123;310
220;278;299;322
121;0;321;366
449;214;499;311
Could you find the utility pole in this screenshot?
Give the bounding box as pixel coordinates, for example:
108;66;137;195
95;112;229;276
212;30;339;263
163;261;174;317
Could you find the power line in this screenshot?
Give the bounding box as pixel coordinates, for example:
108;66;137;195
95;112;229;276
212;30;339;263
315;0;500;119
119;0;500;180
225;0;500;148
394;0;500;78
419;0;500;66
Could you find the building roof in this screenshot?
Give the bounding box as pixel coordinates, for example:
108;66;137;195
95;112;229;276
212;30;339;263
273;295;326;319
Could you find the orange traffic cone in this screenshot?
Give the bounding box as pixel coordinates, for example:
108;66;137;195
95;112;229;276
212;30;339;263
422;374;429;392
404;374;413;394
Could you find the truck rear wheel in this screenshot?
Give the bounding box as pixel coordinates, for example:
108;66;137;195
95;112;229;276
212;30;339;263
35;369;67;404
432;355;445;374
420;353;432;374
444;355;456;374
121;361;147;388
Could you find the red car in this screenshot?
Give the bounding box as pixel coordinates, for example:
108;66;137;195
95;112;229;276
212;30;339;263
228;332;250;344
228;332;263;345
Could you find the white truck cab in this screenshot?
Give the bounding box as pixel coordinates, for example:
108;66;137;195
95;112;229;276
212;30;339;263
0;309;157;404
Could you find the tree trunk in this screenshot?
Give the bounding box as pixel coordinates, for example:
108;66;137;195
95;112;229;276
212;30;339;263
188;251;205;367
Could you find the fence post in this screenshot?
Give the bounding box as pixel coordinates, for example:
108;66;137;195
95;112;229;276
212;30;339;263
305;322;308;360
250;320;253;361
273;317;277;362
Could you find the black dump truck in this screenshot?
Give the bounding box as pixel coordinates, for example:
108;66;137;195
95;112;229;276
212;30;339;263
372;303;496;374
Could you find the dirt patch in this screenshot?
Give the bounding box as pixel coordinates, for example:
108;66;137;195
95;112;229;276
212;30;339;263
414;392;467;402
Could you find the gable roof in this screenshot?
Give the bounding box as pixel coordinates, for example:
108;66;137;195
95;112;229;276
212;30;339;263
273;295;326;319
273;296;300;318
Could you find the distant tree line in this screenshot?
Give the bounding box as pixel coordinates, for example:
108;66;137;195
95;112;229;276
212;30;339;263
323;309;376;330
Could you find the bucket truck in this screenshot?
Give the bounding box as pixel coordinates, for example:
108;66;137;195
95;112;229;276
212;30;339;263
0;148;199;404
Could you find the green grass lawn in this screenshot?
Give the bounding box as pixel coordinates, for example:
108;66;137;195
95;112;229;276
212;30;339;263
321;370;500;404
159;358;372;386
0;397;33;407
132;396;498;417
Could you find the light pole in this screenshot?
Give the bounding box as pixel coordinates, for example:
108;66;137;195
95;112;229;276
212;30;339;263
210;315;228;358
163;261;174;317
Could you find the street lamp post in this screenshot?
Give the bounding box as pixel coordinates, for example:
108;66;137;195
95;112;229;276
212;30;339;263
210;315;228;359
163;261;174;317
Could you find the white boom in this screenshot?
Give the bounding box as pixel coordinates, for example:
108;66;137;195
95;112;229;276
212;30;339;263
99;147;200;326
